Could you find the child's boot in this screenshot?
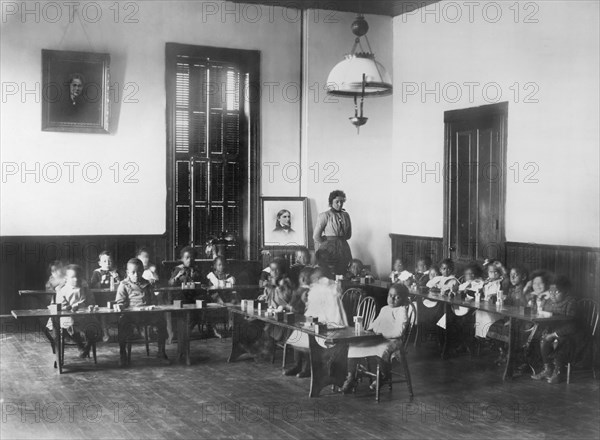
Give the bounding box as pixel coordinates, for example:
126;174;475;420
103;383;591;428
342;371;357;394
547;364;563;384
296;353;311;378
283;350;303;376
157;342;171;365
531;363;553;380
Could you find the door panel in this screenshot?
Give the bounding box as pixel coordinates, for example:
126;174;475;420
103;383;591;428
444;103;507;266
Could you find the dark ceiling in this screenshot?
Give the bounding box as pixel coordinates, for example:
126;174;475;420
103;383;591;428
228;0;440;17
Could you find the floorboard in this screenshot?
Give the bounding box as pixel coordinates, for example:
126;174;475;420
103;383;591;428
1;326;598;440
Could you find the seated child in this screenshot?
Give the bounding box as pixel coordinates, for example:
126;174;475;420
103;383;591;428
346;258;369;282
426;259;459;294
43;260;66;347
45;260;66;293
390;258;414;286
53;264;99;358
206;256;236;289
168;246;201;286
89;251;121;289
90;250;120;342
116;258;169;367
520;270;554;361
474;260;509;339
458;262;484;296
523;269;552;307
414;256;433;288
481;260;509;301
290;267;312;315
289;247;311;288
284;269;348;378
342;284;412;393
204;256;238;337
137;247;159;285
258;258;291;308
531;275;578;384
507;266;528;306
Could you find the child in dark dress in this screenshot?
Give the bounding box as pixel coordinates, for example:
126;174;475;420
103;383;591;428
531;275;578;384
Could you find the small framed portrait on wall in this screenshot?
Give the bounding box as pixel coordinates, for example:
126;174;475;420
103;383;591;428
261;197;308;248
41;49;110;133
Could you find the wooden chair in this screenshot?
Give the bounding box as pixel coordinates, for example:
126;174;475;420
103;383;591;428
126;325;151;362
356;296;377;329
340;288;366;322
58;328;98;369
354;302;417;402
566;299;599;383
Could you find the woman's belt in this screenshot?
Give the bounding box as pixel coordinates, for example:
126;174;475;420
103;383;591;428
324;236;344;240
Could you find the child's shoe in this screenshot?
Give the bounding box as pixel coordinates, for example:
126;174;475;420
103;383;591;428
296;359;311;378
531;363;553;380
283;360;302;376
341;373;357;394
156;352;171;365
547;365;563;384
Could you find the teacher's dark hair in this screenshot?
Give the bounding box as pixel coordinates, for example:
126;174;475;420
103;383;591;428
328;190;346;206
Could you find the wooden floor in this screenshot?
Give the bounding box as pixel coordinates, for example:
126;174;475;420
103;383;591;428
1;322;599;440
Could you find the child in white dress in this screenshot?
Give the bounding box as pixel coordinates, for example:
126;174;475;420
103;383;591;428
342;284;412;393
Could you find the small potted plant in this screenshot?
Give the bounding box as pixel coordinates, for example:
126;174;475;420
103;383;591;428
205;231;236;259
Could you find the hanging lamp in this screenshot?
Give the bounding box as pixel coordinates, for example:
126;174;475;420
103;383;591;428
326;15;392;133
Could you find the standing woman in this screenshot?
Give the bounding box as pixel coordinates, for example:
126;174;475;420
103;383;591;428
313;190;352;275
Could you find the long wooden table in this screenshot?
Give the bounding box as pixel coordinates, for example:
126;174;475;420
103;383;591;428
227;305;383;398
410;288;572;380
19;285;262;304
11;303;227;373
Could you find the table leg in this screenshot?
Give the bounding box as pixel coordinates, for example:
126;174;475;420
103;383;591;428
503;317;515;381
52;317;62;374
441;303;450;360
185;311;191;366
166;313;174;345
176;313;185;362
228;312;250;362
307;336;349;398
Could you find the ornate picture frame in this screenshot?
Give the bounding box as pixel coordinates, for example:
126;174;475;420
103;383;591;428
41;49;110;133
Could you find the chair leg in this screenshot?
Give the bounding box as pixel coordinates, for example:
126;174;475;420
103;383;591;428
127;343;132;362
567;362;571;384
281;343;288;369
402;354;414;397
60;329;65;367
375;363;380;403
92;343;97;364
145;326;150;357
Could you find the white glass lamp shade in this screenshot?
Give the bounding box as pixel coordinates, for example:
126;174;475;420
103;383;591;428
326;53;392;97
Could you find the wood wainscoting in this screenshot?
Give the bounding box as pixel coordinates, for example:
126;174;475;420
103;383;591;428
390;233;599;301
0;235;167;315
505;241;600;301
389;233;444;274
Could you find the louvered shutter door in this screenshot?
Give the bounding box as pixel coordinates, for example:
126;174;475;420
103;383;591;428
172;56;244;256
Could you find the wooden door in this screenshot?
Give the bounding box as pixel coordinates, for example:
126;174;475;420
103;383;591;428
443;102;507;265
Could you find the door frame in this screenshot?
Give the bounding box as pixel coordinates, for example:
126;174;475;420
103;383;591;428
442;101;508;263
165;43;261;261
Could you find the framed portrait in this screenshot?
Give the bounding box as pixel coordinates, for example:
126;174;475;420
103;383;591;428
261;197;308;248
41;49;110;133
